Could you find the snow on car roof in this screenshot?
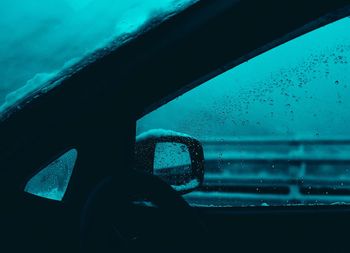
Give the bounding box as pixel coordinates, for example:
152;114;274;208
136;128;193;142
0;0;197;117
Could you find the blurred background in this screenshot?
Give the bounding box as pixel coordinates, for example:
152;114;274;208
137;17;350;207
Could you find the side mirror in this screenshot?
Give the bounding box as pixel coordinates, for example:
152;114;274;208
135;129;204;194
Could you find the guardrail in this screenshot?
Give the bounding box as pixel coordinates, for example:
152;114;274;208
184;138;350;206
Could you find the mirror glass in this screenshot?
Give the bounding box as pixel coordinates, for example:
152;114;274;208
154;142;199;191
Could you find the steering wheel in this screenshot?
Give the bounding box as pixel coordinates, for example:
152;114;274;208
80;170;209;253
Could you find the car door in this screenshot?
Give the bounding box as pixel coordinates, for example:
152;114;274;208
2;1;350;252
135;2;350;252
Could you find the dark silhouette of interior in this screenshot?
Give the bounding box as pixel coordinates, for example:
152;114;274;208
1;1;350;252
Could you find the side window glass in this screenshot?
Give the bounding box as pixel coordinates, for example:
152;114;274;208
154;142;191;172
137;17;350;207
24;149;78;201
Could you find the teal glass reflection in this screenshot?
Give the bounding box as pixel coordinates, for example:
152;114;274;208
0;0;196;113
24;149;77;201
137;17;350;207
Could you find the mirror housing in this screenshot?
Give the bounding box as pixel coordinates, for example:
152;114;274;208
135;129;204;194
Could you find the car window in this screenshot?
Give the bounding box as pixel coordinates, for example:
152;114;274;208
154;142;191;171
24;149;77;201
0;0;196;115
137;16;350;207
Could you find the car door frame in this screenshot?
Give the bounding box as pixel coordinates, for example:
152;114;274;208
1;0;350;252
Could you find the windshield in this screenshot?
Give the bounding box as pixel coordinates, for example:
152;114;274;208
0;0;196;114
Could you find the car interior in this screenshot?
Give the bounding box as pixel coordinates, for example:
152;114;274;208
1;0;350;252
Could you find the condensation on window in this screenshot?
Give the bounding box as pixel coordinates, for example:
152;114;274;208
137;16;350;207
0;0;197;115
154;141;198;191
154;142;191;171
24;148;77;201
